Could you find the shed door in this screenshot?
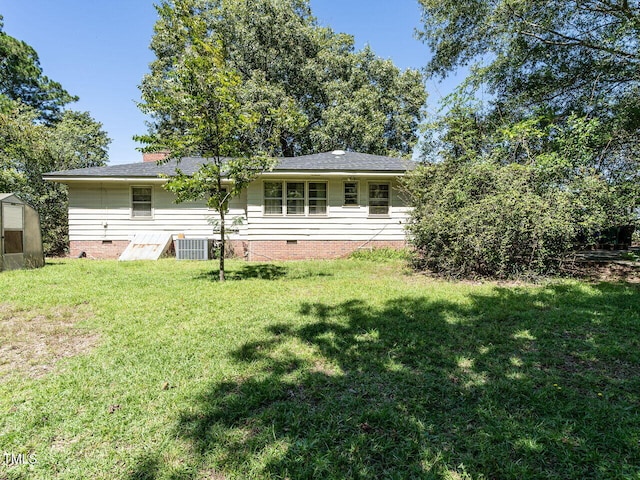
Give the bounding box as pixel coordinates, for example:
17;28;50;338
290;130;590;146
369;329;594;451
2;204;25;270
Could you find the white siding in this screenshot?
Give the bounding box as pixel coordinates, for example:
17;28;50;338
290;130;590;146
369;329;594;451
67;175;410;243
68;182;247;241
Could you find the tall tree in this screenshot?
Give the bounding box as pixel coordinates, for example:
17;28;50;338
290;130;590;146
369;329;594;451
137;8;278;281
0;16;76;123
418;1;640;152
418;0;640;114
417;0;639;223
143;0;427;158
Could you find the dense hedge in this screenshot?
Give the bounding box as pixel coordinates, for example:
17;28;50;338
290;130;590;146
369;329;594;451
404;161;599;278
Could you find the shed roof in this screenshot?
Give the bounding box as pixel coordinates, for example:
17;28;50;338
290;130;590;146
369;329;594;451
44;151;415;181
0;193;25;204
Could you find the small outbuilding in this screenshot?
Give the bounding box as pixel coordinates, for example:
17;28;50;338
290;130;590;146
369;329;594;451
0;193;44;271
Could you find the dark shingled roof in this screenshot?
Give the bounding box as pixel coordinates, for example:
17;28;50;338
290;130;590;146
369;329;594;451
44;151;415;178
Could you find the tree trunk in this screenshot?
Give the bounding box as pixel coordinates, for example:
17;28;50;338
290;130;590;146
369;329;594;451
219;207;226;282
280;135;294;157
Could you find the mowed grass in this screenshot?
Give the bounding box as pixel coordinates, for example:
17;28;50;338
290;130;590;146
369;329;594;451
0;258;639;479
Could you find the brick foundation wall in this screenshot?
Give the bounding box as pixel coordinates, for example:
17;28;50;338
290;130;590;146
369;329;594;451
70;240;131;259
248;240;406;261
69;239;404;261
221;240;248;259
70;239;248;260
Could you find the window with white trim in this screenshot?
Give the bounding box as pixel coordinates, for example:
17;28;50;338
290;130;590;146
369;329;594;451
368;182;390;216
131;186;152;218
264;181;283;215
286;182;305;215
343;181;359;206
308;182;327;215
263;181;328;216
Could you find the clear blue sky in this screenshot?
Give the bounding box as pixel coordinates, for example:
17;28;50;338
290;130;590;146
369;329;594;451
0;0;462;165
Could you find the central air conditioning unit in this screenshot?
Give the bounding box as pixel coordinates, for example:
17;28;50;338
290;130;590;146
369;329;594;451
174;238;212;260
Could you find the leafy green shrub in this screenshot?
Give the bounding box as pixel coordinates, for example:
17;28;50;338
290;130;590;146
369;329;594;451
405;162;581;278
620;251;639;262
409;105;637;279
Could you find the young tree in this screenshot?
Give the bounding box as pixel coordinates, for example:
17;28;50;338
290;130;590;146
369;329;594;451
137;7;279;280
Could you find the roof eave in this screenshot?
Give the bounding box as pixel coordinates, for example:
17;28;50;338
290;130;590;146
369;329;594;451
256;170;409;177
43;176;168;183
44;170;409;183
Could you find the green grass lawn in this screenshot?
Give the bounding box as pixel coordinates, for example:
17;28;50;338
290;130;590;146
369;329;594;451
0;258;639;479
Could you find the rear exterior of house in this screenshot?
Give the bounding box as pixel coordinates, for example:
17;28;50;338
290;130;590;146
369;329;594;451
45;152;413;260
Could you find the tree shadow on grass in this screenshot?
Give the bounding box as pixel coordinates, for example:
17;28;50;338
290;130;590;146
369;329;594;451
131;282;640;479
195;263;333;281
195;263;288;281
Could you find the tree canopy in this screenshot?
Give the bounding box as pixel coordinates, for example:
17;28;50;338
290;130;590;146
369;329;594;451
417;0;640;188
0;16;77;123
418;0;640;115
142;0;427;158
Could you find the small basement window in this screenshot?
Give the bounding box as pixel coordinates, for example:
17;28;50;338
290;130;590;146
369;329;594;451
131;186;152;218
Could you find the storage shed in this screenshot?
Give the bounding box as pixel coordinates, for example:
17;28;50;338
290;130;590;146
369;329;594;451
0;194;44;271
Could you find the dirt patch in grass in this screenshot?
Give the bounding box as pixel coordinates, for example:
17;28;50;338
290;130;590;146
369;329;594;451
562;261;640;283
0;303;99;379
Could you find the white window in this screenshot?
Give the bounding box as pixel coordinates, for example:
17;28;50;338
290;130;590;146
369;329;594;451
286;182;305;215
308;182;327;215
264;182;283;215
368;183;390;216
343;181;359;206
263;181;328;216
131;186;152;218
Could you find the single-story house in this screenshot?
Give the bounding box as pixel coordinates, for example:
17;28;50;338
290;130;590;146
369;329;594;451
44;151;414;260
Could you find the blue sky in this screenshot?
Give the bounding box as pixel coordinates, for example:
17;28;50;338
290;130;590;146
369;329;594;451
1;0;461;165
